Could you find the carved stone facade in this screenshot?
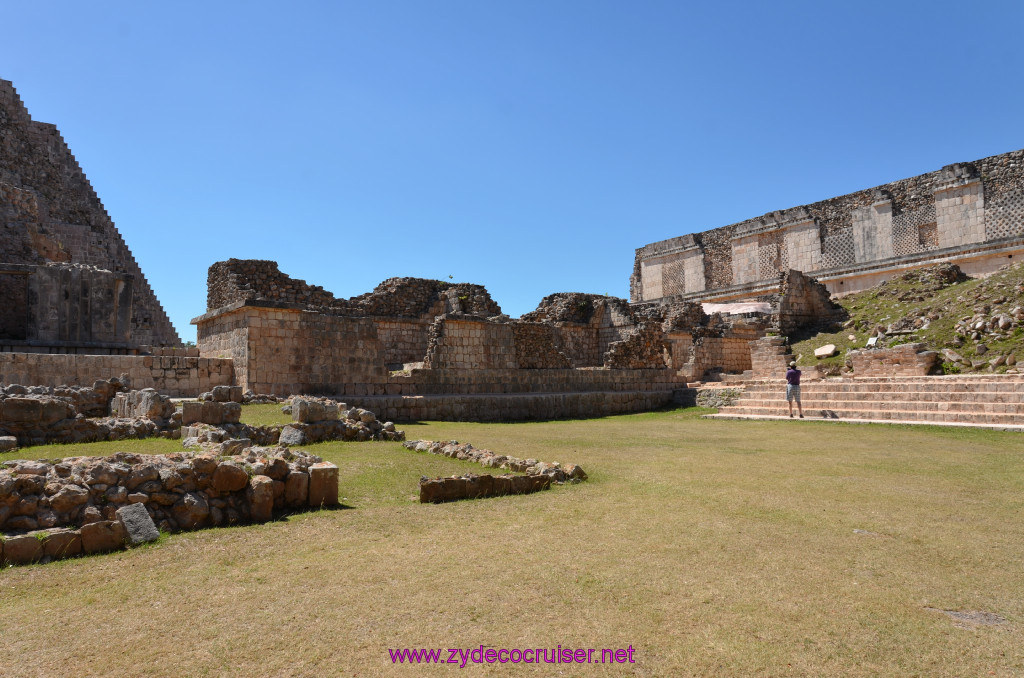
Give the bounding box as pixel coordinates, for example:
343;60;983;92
633;149;1024;303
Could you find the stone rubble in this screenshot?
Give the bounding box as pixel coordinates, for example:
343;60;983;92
0;447;339;566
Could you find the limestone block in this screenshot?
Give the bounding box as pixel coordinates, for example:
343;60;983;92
308;462;339;507
181;401;203;425
248;475;275;522
814;344;838;359
279;425;305;446
41;529;82;559
201;401;224;425
0;436;17;452
80;520;127;554
115;503;160;545
2;398;41;424
212;462;250;492
222;402;241;424
2;534;43;565
284;471;309;507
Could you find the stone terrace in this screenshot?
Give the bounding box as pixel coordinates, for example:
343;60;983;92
706;374;1024;429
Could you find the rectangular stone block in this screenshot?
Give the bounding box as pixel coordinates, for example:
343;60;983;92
80;520;127;554
181;401;202;425
308;462;339;507
116;503;160;545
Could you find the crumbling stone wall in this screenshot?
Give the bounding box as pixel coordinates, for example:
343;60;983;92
0;79;179;345
776;269;847;336
207;259;339;310
424;317;517;370
0;352;232;397
0;450;339;559
604;322;667;369
0;385;177;446
848;343;940;377
511;323;572;369
207;259;501;319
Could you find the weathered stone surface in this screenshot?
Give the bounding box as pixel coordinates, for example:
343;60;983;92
222;402;241;424
2;534;43;564
3;398;42;424
814;344;838;359
80;520;127;554
42;529;83;558
0;436;18;452
116;503;160;545
247;475;274;522
181;401;203;425
171;492;210;530
212;462;249;492
279;425;305;446
49;484;90;513
284;471;309;507
308;462;339;507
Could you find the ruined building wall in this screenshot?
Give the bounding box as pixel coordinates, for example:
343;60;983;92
0;79;180;346
0;352;232;397
633;148;1024;303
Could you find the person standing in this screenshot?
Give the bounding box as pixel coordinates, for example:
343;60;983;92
786;361;804;418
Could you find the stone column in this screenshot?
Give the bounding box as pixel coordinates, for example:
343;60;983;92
852;190;894;263
730;233;760;285
935;171;986;249
782;213;823;273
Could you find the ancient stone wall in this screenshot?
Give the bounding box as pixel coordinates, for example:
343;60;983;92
0;352;232;397
848;343;940;377
0;79;179;346
245;308;387;396
346;390;677;422
393;367;681;396
633;148;1024;304
0;451;339;565
206;259;501;319
424;317;517;370
511;323;572;369
207;259;339;310
776;269;847;336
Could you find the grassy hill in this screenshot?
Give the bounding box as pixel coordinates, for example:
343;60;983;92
790;262;1024;375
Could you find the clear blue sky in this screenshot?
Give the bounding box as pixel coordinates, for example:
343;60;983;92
2;1;1022;341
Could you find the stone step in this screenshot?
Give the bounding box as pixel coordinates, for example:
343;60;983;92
718;405;1023;425
740;382;1024;394
702;412;1024;432
721;398;1024;414
726;391;1024;405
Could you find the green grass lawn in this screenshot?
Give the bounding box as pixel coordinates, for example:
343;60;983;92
2;408;1023;677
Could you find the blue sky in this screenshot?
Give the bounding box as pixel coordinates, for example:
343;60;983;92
2;1;1023;341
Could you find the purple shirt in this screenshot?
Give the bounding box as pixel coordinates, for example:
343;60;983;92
786;368;801;385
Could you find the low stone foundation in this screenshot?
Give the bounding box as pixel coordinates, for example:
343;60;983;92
0;449;339;565
0;352;233;397
1;386;180;446
419;473;552;503
848;343;941;377
406;440;587;504
347;390;675;422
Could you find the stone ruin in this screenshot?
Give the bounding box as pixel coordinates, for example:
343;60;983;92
193;260;848;418
407;439;588;503
0;448;340;566
633;148;1024;304
0;79;179;349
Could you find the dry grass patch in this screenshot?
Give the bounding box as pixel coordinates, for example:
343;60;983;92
1;409;1023;676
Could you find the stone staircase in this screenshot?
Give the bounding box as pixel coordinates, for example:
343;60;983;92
704;375;1024;430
